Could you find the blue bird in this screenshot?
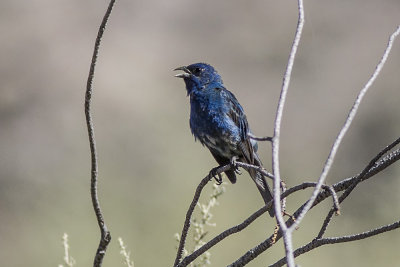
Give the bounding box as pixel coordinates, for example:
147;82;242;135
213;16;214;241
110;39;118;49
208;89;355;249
174;63;274;217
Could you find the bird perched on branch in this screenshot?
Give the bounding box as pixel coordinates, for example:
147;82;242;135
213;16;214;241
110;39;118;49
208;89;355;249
174;63;274;217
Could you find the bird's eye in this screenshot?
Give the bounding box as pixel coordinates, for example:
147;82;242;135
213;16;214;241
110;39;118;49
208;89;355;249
193;67;202;75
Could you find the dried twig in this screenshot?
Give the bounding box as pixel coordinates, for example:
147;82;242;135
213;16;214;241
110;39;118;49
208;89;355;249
317;136;400;239
271;220;400;267
84;1;116;266
173;165;232;266
248;133;273;142
271;0;305;265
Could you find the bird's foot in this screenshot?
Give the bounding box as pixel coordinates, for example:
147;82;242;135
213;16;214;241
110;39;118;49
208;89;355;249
230;156;242;175
209;167;223;185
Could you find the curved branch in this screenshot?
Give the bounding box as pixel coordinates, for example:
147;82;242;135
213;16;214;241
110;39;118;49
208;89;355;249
271;0;305;266
173;165;231;266
290;25;400;232
84;1;116;266
317;136;400;238
248;133;273;142
235;161;274;179
177;182;320;267
271;220;400;267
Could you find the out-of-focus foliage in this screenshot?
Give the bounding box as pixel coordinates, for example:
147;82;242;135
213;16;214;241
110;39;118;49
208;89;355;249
0;1;399;266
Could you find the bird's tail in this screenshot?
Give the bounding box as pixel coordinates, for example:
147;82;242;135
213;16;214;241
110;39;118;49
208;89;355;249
248;157;275;217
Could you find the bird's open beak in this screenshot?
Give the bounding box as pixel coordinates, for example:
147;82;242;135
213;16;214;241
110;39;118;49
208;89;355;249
174;66;191;78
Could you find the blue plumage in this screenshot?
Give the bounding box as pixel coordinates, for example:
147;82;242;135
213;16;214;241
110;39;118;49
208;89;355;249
175;63;274;216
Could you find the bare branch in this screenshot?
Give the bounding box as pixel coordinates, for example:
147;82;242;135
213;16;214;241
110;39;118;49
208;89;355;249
323;185;340;215
271;220;400;267
84;1;116;266
229;144;400;266
289;25;400;233
235;161;274;179
173;165;231;266
176;181;317;267
248;133;273;142
271;0;305;265
317;136;400;238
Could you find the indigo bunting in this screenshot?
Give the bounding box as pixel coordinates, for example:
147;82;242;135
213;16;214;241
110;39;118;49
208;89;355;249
174;63;274;217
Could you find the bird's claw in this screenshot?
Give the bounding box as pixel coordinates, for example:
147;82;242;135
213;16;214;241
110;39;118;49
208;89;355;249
209;168;223;185
230;156;241;175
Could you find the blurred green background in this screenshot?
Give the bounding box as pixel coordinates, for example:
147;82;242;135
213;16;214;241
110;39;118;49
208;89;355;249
1;0;400;266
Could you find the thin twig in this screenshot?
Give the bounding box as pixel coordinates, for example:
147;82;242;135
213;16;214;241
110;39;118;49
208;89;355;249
322;185;340;215
235;161;274;179
84;1;116;266
177;179;340;267
248;133;273;142
173;165;231;266
290;25;400;233
271;0;305;266
271;220;400;267
317;136;400;238
177;181;314;267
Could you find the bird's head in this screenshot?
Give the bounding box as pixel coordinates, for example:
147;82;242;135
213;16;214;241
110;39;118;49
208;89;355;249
174;63;223;95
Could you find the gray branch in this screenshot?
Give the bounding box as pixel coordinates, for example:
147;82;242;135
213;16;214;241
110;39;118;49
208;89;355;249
271;0;305;266
317;136;400;239
271;220;400;267
173;165;232;266
84;1;116;266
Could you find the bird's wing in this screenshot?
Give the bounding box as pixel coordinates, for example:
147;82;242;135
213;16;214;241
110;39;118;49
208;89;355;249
224;89;274;216
225;90;255;164
225;91;248;141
